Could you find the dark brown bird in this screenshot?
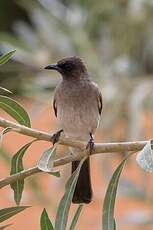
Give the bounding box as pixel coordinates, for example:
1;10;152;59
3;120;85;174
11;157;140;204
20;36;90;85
44;57;102;204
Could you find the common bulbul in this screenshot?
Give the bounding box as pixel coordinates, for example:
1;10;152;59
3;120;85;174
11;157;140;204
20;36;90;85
44;57;102;204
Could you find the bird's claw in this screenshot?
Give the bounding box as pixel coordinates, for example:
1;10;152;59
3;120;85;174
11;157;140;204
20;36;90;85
86;133;95;154
51;129;63;145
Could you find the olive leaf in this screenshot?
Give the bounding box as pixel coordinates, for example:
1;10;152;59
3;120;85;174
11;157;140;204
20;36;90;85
102;158;127;230
0;87;12;94
0;50;16;66
40;208;54;230
0;206;30;223
10;141;34;205
0;96;31;127
55;157;86;230
69;204;83;230
37;146;56;172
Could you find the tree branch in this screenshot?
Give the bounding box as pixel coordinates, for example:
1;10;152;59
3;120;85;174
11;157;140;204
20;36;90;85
0;117;150;189
0;117;149;153
0;155;79;189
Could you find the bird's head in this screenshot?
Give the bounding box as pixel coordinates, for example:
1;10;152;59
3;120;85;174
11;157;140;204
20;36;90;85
44;56;88;79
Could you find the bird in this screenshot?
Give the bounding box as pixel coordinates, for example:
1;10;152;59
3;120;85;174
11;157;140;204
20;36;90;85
44;56;102;204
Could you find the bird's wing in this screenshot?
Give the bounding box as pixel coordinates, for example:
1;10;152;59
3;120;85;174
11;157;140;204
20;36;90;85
97;91;103;115
53;98;57;117
91;82;103;116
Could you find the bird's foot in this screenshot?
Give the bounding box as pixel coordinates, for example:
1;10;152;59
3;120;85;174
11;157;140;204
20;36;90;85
51;129;63;145
86;133;95;154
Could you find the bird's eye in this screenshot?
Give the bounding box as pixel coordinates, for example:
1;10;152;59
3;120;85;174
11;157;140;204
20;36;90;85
59;63;73;71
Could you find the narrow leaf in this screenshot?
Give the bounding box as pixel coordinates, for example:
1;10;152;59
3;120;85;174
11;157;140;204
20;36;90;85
10;141;34;205
40;208;54;230
136;141;153;172
0;127;12;145
37;146;56;172
0;206;30;223
48;171;60;177
102;158;127;230
0;95;31;127
0;87;12;94
113;218;116;230
55;157;86;230
69;204;83;230
0;50;16;65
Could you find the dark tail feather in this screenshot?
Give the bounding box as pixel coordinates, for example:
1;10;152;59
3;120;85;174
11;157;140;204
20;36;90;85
72;158;92;204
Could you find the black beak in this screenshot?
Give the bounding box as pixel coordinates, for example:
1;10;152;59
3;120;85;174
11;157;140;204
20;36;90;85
44;64;59;70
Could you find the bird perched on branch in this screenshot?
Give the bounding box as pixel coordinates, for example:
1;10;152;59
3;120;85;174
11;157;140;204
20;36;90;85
44;57;102;204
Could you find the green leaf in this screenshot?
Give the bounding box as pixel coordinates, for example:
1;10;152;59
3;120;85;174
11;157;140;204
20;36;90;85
10;141;34;205
102;158;127;230
0;87;12;94
0;127;12;145
48;171;60;177
0;206;30;223
69;204;83;230
40;208;54;230
0;223;12;229
55;157;86;230
0;95;31;127
0;50;16;66
37;146;56;172
136;140;153;172
113;218;116;230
